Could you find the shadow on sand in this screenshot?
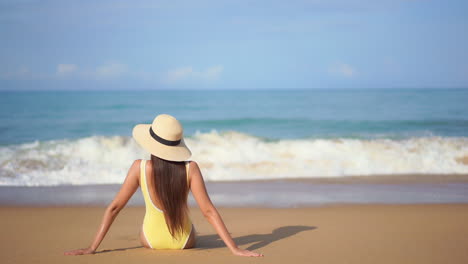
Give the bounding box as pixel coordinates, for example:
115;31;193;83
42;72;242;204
95;246;143;254
94;225;316;254
196;225;317;251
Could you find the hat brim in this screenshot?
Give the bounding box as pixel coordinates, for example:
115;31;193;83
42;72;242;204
132;124;191;162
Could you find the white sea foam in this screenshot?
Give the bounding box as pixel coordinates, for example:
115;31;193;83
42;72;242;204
1;131;468;186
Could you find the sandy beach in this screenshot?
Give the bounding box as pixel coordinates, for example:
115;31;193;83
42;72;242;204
2;204;468;264
2;3;468;263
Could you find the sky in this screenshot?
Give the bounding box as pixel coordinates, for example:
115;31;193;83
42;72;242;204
1;0;467;90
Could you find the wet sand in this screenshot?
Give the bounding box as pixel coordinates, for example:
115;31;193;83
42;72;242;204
2;204;468;264
2;174;468;207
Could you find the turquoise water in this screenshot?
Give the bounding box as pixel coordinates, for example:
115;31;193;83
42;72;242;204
1;88;468;186
1;89;467;145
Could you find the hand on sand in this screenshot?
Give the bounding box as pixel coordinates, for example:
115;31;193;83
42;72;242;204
232;248;264;257
64;247;95;256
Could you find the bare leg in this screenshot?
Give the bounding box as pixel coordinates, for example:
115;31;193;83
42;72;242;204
184;225;196;249
140;226;151;249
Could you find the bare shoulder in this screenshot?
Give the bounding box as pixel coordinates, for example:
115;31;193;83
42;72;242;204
188;161;205;184
188;160;201;174
127;159;143;181
188;160;199;168
187;160;212;207
130;159;143;170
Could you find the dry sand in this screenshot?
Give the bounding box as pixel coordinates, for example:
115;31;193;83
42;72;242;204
2;204;468;264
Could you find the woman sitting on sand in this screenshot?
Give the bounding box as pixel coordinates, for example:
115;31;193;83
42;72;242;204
64;114;263;257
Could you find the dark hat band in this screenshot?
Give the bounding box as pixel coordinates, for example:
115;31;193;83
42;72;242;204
149;127;181;146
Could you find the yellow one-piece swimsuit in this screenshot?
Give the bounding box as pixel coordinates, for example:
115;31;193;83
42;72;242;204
140;160;192;249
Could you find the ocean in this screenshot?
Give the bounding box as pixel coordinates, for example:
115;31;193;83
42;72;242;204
2;88;468;185
1;88;468;205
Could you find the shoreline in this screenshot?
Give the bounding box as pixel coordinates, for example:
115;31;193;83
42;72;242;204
3;173;468;186
2;204;468;264
274;173;468;184
2;174;468;207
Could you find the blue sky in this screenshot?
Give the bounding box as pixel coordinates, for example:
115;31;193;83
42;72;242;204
1;0;467;90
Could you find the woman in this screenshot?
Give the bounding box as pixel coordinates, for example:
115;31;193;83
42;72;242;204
64;114;263;257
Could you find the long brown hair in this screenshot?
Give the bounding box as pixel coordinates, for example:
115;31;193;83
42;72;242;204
150;155;189;238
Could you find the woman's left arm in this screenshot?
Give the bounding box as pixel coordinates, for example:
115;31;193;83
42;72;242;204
64;160;141;256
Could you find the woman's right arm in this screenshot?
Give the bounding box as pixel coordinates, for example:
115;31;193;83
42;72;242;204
64;160;141;255
189;161;263;257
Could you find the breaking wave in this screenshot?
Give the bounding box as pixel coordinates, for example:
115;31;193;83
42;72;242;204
1;131;468;186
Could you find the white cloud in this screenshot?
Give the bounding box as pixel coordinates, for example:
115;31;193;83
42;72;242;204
1;62;131;81
166;66;194;82
56;64;78;75
329;62;356;78
0;66;46;80
3;66;29;78
198;65;224;80
1;63;223;83
95;63;128;79
164;65;224;83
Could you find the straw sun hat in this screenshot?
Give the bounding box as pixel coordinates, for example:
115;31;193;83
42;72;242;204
132;114;191;162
